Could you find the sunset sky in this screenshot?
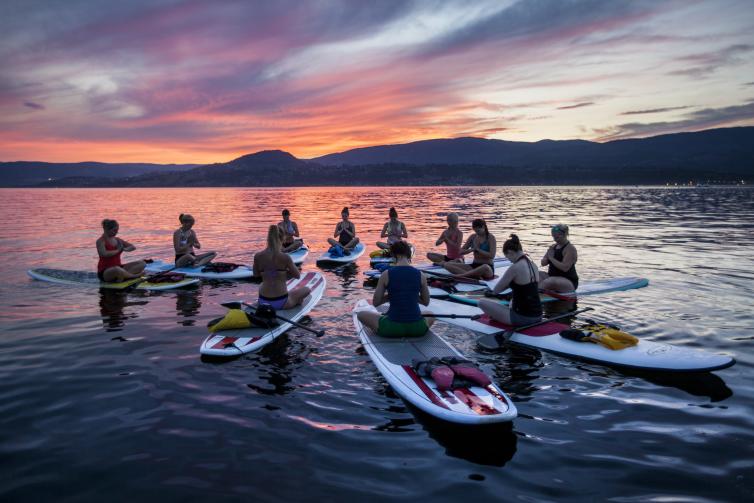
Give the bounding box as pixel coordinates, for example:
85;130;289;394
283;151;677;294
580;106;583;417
1;0;753;163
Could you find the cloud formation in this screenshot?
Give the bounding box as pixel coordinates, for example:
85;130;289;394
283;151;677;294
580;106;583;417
0;0;753;162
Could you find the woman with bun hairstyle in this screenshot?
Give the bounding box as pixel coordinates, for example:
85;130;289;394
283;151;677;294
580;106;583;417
376;207;408;250
477;234;542;326
442;218;496;280
357;240;434;337
96;219;146;282
174;214;216;268
327;207;360;251
539;223;578;293
253;225;310;309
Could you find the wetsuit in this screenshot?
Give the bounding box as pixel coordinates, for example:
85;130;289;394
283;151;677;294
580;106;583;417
548;242;579;290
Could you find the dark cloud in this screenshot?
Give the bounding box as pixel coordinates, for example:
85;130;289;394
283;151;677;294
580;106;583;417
621;106;691;115
669;44;754;78
24;101;44;110
599;100;754;140
557;102;594;110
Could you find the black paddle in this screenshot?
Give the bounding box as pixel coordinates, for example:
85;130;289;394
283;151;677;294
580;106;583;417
421;313;479;319
423;270;486;286
477;307;594;351
221;301;325;337
121;261;182;292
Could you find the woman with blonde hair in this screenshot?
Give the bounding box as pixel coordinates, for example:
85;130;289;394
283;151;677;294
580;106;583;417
253;225;310;309
174;213;216;268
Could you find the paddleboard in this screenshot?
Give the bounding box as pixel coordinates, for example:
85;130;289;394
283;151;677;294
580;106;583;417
145;260;253;279
369;244;416;266
287;245;309;265
352;299;517;424
425;299;735;372
364;256;510;279
448;276;650;306
316;242;366;266
200;271;325;357
27;268;199;291
427;262;512;298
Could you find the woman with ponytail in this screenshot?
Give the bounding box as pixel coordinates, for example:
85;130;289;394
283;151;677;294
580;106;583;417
252;225;310;310
96;219;146;282
174;214;216;268
478;234;542;326
442;218;496;280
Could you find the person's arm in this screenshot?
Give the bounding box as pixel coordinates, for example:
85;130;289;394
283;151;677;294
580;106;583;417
548;245;577;272
493;265;516;294
347;222;356;237
286;255;301;279
333;223;341;238
292;222;300;238
97;238;120;258
460;235;475;255
380;222;389;238
173;231;190;254
542;244;555;266
252;254;260;278
400;222;408;238
118;238;135;252
474;235;495;260
191;230;201;249
435;230;446;247
419;273;430;306
373;273;389;306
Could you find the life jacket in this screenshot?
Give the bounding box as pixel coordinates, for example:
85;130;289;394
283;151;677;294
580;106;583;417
560;321;639;350
201;262;241;273
412;356;491;391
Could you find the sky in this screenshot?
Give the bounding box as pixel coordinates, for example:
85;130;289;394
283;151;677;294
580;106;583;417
1;0;753;163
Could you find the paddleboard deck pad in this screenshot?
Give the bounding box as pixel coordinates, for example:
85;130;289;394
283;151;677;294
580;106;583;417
27;268;200;291
145;260;253;279
200;271;325;357
316;242;366;265
352;299;517;424
425;299;735;372
449;276;649;305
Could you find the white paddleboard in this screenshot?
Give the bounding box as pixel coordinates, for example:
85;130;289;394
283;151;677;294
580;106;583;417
448;276;650;305
426;299;735;373
316;242;366;266
145;260;253;279
369;244;416;266
287;245;309;265
352;299;517;424
27;268;200;291
200;271;325;357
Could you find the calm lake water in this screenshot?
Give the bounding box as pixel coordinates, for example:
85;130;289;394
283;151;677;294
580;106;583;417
1;187;752;502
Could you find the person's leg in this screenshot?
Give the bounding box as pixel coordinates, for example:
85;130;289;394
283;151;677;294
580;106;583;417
327;238;340;247
426;252;445;264
376;241;390;250
478;298;513;324
540;276;576;293
442;262;472;274
193;252;216;267
283;240;303;253
122;260;146;275
454;264;493;280
357;311;381;332
176;254;195;268
344;237;360;250
284;286;311;308
103;266;140;282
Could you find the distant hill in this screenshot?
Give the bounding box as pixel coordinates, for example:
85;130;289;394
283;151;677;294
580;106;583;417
0;161;199;187
311;127;754;169
20;127;754;187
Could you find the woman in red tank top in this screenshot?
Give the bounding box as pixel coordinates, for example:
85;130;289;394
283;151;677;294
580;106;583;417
96;219;146;282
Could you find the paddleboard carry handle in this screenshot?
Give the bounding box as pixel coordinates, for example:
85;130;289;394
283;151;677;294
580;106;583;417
221;301;325;337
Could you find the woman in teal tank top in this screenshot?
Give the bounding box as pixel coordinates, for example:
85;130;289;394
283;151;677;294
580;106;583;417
356;241;434;337
442;218;496;280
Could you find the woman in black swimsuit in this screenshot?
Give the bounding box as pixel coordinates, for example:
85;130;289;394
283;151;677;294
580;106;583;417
539;223;579;293
478;234;542;326
327;207;360;251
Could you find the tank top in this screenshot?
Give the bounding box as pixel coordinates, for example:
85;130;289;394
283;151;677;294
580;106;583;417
547;242;579;289
338;222;353;245
511;255;543;317
386;221;403;244
385;266;422;323
445;228;462;259
97;239;122;273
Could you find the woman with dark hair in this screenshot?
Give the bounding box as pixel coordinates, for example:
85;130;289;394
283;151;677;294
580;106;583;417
96;219;146;282
253;225;310;309
539;223;578;293
478;234;542;326
357;241;434;337
327;207;360;251
442;218;496;279
173;213;216;268
278;209;303;253
376;207;408;250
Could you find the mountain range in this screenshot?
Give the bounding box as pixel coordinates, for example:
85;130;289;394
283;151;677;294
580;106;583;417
2;127;752;187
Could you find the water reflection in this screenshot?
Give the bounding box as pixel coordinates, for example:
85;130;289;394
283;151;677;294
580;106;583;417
99;289;147;332
175;290;202;326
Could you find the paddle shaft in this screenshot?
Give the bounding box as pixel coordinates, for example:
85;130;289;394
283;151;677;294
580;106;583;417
497;307;594;338
423;269;485;286
223;301;324;337
123;262;180;291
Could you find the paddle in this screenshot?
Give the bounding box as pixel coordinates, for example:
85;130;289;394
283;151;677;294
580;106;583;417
483;288;574;302
221;301;325;337
121;261;181;292
423;270;487;286
477;307;594;351
422;313;479;319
